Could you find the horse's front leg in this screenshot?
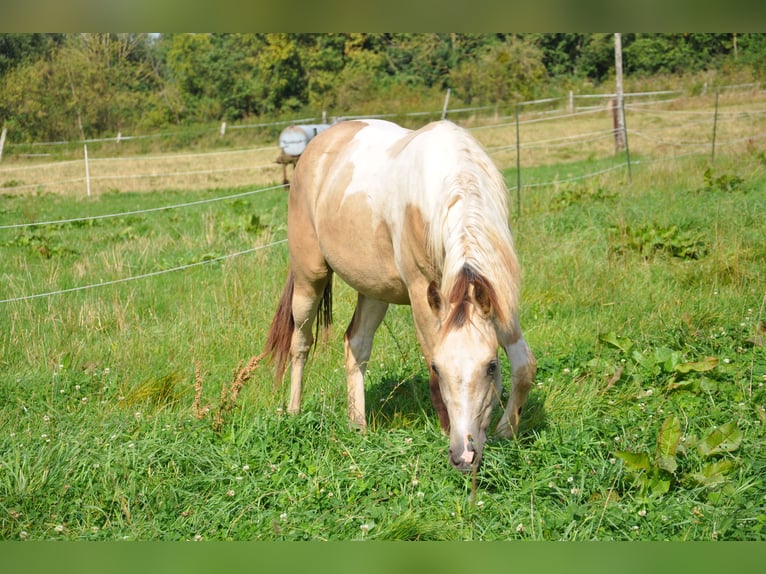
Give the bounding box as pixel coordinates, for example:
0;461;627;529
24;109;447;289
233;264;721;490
496;318;536;438
344;294;389;429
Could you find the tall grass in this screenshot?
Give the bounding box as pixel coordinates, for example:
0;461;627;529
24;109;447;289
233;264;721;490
1;124;765;540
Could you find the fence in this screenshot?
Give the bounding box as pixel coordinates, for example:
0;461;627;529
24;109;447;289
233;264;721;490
1;84;764;198
1;83;765;305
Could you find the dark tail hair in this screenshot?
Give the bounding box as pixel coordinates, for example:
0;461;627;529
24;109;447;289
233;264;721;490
264;271;333;383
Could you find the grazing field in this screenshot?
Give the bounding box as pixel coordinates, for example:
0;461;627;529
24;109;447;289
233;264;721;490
1;119;765;540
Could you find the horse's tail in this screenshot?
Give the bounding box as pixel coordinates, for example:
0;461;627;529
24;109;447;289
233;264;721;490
264;270;333;383
315;271;333;345
264;271;296;383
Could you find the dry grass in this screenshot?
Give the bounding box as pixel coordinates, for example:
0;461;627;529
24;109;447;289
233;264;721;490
0;145;286;196
475;89;766;169
1;89;764;197
194;354;266;431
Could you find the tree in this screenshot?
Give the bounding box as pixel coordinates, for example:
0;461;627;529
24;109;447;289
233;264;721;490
60;34;160;135
576;33;617;82
449;36;546;105
1;33;165;141
164;33;307;121
296;33;348;111
0;33;64;76
623;34;729;75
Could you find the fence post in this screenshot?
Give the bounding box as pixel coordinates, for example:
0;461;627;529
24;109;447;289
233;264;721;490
441;88;451;120
614;33;626;152
220;121;227;138
84;144;92;197
711;91;719;164
612;98;625;152
568;90;574;114
621;100;632;186
515;104;521;216
0;127;6;163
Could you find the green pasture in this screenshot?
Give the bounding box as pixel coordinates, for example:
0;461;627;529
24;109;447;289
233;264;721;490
1;149;765;540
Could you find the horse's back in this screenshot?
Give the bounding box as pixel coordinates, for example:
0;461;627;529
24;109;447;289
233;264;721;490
288;120;416;303
286;119;505;306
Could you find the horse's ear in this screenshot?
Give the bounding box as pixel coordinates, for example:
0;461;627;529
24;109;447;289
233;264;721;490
427;281;443;316
472;280;493;317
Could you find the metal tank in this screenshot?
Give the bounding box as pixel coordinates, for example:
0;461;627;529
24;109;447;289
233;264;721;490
276;123;331;184
278;124;331;158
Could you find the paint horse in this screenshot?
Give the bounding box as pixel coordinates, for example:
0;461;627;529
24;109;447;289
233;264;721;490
264;119;536;471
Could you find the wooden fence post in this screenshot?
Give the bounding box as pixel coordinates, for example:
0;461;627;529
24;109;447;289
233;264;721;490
711;91;719;164
515;104;521;216
220;122;227;138
0;127;6;163
621;100;632;186
84;144;92;197
441;88;451;120
613;33;627;153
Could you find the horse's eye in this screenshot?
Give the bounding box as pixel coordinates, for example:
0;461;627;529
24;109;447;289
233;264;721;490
486;360;498;378
430;362;440;378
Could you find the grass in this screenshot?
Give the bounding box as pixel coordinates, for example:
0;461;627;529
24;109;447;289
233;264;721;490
1;116;765;540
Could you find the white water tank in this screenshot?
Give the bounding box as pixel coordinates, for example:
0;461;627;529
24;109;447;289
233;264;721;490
278;124;331;158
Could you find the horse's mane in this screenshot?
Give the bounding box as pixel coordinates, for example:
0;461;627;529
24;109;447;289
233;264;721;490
424;122;521;334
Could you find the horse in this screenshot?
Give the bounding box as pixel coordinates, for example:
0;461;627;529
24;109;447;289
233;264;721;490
264;118;536;471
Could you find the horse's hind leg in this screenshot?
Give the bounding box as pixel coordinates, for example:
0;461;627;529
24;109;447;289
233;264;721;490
288;273;331;415
344;294;388;429
496;314;537;437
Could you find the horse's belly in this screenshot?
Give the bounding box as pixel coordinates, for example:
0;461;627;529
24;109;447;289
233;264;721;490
316;193;410;305
335;262;410;305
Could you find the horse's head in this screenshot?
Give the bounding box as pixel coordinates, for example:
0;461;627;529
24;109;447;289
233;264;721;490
427;271;503;472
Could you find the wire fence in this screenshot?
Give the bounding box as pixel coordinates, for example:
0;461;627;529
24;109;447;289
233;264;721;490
0;183;287;230
0;238;288;305
1;84;764;196
1;82;765;305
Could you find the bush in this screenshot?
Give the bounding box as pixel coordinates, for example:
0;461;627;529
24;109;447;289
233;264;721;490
449;37;547;105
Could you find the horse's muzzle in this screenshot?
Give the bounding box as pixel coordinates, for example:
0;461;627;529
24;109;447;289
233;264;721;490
449;435;481;471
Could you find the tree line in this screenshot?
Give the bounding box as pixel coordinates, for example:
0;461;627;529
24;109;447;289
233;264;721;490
1;33;764;143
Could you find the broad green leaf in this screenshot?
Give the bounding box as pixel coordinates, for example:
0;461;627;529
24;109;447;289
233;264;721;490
637;472;672;497
674;356;718;374
707;484;736;504
697;422;743;457
663;352;684;373
648;474;672;496
631;350;656;371
703;459;737;478
690;460;738;487
666;379;698;393
600;332;633;354
653;347;682;372
615;451;651;471
699;377;718;394
656;454;678;474
653;346;674;363
655;415;681;473
667;377;717;394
